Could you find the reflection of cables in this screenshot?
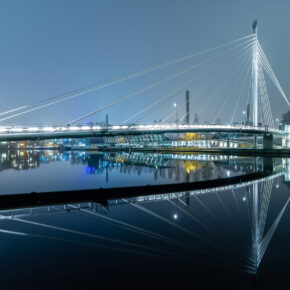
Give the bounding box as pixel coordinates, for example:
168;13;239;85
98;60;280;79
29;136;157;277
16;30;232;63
168;199;222;240
258;196;290;267
0;224;191;263
128;199;254;270
67;204;195;254
11;216;191;261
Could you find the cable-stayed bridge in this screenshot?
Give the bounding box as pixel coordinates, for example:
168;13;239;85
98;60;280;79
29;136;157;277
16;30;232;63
1;21;289;148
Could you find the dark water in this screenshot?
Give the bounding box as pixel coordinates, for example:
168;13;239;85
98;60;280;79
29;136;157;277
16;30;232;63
0;149;289;289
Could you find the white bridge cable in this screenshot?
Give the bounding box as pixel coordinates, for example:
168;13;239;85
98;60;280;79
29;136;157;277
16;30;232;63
140;92;184;124
0;34;254;119
258;42;290;106
258;61;274;128
261;62;274;127
258;44;288;106
230;60;252;124
64;38;255;126
258;62;270;127
244;73;252;124
0;38;254;126
257;54;269;127
0;38;251;126
177;43;254;124
123;41;255;124
212;51;252;124
195;46;253;119
258;88;265;127
123;82;191;124
178;44;253;123
160;104;182;123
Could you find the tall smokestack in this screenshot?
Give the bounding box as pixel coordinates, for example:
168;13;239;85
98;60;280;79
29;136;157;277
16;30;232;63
247;104;250;124
186;90;190;124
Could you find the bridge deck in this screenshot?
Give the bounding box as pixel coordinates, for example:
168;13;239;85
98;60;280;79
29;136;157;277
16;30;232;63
0;124;284;141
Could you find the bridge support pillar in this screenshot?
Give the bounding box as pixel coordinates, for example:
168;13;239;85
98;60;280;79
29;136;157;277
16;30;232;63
254;135;258;149
282;136;287;148
263;134;273;149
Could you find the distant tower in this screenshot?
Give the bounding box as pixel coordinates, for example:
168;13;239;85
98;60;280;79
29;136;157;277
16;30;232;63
247;104;250;125
193;113;199;124
186;90;190;124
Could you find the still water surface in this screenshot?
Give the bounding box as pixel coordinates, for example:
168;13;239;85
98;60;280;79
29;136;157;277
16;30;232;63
0;150;289;289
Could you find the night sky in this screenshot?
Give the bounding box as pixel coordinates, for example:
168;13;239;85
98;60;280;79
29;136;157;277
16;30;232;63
0;0;289;126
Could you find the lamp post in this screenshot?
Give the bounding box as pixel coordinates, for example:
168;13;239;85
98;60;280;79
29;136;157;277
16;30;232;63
173;103;178;124
242;110;246;125
275;118;280;129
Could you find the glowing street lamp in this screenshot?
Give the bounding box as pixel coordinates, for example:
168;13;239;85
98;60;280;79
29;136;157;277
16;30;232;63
275;118;280;129
242;110;246;125
173;103;178;124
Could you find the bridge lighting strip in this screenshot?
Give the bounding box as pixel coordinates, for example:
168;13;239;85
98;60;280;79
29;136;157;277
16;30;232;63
0;124;282;135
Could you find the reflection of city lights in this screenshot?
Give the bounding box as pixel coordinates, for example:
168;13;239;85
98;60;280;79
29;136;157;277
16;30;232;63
242;197;246;201
226;170;230;177
173;214;178;220
276;184;279;189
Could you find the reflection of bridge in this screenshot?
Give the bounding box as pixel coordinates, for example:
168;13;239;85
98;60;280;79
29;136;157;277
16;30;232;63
0;166;287;277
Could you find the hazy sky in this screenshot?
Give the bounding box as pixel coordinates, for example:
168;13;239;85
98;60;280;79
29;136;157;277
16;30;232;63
0;0;290;125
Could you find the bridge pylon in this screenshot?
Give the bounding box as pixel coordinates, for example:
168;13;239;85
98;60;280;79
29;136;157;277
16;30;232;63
252;20;258;148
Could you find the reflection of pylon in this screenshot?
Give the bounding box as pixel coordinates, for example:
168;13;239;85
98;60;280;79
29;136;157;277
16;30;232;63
249;178;290;276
